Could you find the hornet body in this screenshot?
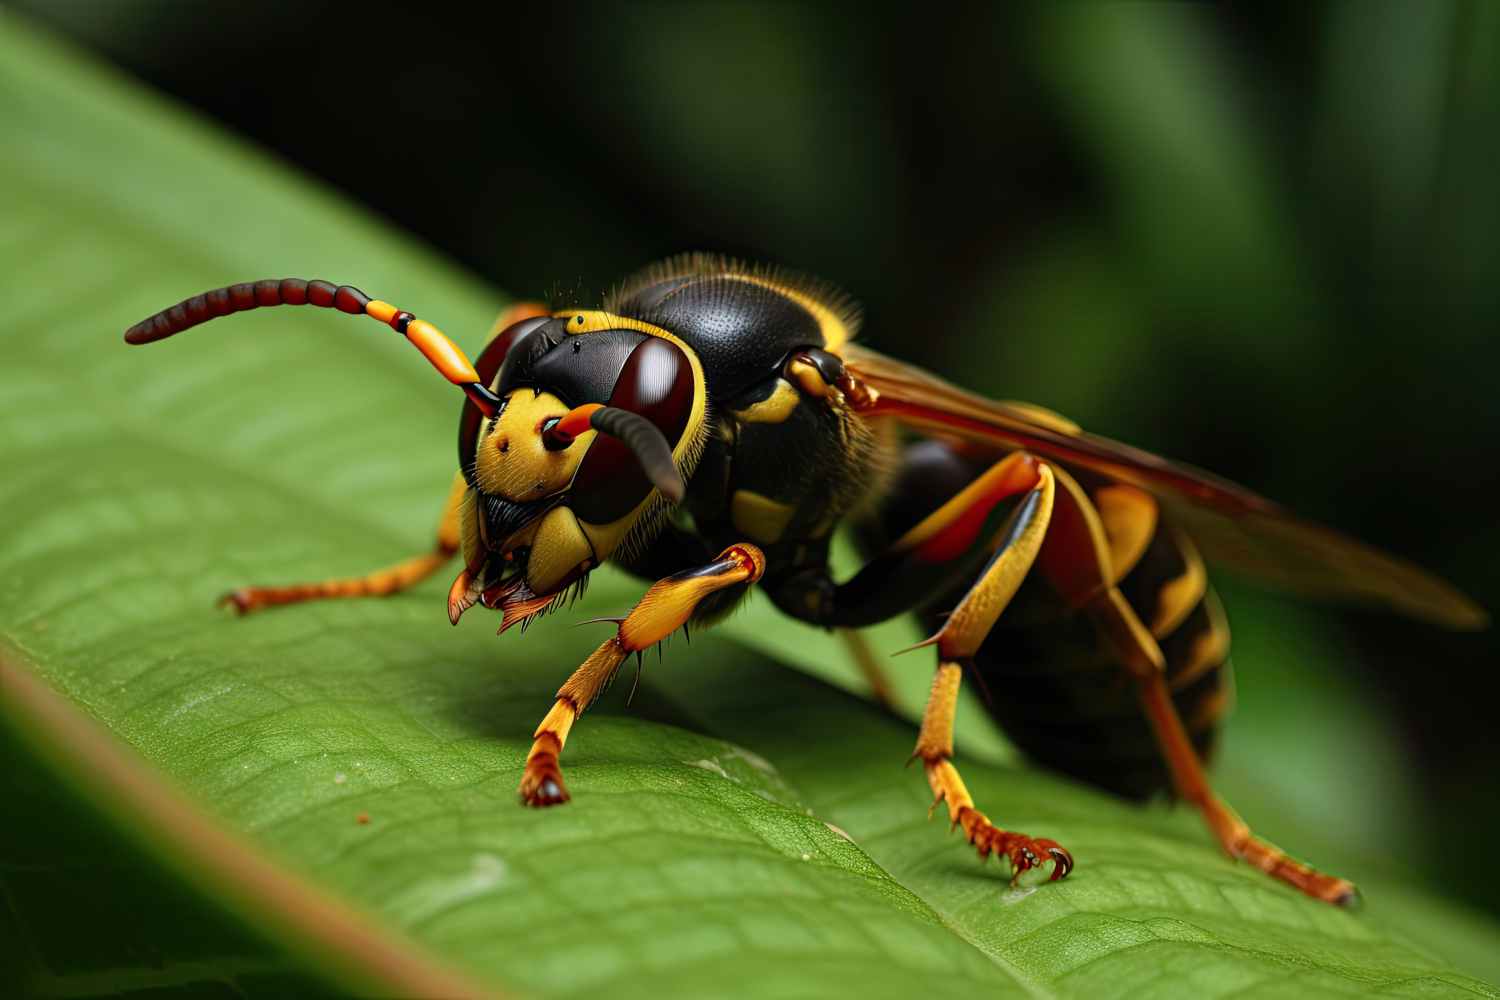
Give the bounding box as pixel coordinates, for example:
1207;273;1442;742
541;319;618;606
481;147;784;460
125;255;1486;906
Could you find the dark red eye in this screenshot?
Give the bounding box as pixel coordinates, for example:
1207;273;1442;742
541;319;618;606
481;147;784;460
572;337;695;524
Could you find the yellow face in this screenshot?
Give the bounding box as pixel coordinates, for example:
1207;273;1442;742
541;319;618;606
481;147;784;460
466;388;601;598
472;389;596;502
461;314;711;614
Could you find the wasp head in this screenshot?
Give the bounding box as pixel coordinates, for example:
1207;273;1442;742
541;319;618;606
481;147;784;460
453;314;704;629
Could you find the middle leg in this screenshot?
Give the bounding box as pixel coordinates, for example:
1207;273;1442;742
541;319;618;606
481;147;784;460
767;448;1076;881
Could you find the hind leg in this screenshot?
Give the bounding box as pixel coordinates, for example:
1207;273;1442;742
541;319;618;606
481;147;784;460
220;472;467;614
907;454;1075;883
768;449;1076;881
1040;465;1358;905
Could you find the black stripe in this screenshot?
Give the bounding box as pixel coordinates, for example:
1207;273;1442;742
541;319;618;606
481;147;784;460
972;515;1232;800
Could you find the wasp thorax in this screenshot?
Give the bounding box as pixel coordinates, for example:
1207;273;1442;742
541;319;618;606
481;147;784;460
472;389;596;501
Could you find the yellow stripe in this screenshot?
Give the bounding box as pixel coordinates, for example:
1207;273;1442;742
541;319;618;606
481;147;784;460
1151;529;1208;637
1094;484;1158;585
731;489;797;543
936;466;1055;659
735;379;801;423
1045;465;1117;605
1170;590;1231;691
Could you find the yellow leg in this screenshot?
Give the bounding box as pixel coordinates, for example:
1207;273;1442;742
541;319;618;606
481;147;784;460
520;544;766;806
915;662;1073;883
908;455;1074;883
1043;467;1358;906
220;472;466;614
1087;581;1358;905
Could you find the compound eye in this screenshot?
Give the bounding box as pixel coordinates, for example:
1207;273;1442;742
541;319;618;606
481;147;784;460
494;318;564;399
572;337;694;522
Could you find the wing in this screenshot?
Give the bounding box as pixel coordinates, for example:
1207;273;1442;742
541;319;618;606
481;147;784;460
843;344;1487;630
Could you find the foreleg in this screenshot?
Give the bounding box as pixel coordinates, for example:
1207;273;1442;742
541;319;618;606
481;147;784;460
520;544;766;806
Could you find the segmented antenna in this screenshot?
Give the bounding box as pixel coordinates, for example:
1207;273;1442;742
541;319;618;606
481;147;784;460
124;278;502;416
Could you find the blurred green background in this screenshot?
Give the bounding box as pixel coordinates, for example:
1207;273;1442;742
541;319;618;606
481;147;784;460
12;0;1498;921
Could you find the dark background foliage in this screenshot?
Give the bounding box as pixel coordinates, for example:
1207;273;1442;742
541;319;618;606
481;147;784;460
20;1;1498;916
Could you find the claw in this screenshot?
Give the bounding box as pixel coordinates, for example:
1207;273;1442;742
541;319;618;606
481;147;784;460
960;814;1074;887
1044;843;1074;881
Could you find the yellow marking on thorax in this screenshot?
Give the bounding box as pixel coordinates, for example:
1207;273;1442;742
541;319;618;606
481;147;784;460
734;379;801;424
731;490;797;544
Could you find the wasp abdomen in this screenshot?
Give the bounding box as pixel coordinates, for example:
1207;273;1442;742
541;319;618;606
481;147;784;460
864;440;1232;801
979;521;1233;801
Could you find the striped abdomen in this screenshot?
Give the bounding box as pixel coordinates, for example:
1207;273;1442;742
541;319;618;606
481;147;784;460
974;515;1234;800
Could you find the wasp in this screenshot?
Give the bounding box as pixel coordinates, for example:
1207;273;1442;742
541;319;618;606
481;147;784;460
125;255;1485;906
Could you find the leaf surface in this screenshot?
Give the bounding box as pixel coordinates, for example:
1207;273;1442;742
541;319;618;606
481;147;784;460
0;17;1496;1000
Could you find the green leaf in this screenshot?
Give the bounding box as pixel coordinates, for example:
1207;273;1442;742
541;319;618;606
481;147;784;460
1;16;1497;1000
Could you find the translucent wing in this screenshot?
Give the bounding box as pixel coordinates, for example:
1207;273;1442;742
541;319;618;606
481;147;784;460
843;344;1486;629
